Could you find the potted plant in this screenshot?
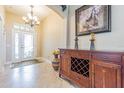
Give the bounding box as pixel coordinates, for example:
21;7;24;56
52;50;60;71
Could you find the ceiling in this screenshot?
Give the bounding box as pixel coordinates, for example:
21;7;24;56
5;5;53;21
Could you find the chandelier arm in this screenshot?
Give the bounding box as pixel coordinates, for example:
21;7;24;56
31;5;33;18
22;5;40;27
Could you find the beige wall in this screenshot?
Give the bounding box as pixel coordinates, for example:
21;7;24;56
4;7;65;63
40;11;66;61
5;11;42;63
68;5;124;52
36;23;42;57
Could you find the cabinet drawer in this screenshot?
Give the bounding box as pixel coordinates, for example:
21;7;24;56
92;53;121;62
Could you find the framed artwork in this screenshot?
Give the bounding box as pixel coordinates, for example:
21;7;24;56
75;5;111;36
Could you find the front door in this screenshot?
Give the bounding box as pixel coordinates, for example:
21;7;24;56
13;29;35;63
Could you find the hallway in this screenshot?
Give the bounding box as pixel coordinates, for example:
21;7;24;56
0;62;74;88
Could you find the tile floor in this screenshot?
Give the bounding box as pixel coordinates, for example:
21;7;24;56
0;62;74;88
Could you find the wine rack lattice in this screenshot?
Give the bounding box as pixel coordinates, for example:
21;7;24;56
71;57;89;77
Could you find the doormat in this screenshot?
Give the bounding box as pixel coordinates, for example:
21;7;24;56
10;60;41;69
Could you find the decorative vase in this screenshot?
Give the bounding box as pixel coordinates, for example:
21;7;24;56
54;54;59;58
75;36;78;49
90;33;95;50
52;54;59;71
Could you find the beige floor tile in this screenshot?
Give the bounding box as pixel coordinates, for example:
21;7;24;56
0;62;74;88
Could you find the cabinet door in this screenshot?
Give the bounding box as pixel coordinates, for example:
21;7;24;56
60;50;70;77
92;60;121;88
69;51;91;87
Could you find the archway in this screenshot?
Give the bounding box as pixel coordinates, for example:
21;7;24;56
36;5;67;61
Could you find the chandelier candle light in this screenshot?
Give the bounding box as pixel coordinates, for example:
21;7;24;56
22;5;40;27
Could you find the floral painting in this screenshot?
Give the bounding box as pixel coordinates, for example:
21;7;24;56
76;5;111;36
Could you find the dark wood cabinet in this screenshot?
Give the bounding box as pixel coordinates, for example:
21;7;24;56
59;49;124;88
91;60;121;88
60;50;70;78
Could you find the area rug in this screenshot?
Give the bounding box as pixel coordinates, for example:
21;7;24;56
10;60;42;68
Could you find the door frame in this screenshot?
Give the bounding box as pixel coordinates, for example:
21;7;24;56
12;24;37;63
12;30;22;63
0;14;6;68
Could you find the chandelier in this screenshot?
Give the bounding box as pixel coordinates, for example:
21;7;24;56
22;5;40;27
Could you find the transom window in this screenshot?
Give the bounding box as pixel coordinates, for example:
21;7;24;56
13;23;34;32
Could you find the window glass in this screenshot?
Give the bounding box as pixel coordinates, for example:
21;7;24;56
13;24;34;32
13;24;20;29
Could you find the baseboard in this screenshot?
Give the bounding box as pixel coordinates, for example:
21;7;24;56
35;57;43;62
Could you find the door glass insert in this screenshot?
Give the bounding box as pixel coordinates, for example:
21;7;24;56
24;34;34;58
15;33;19;59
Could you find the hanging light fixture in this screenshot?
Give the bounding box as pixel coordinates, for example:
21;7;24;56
22;5;40;27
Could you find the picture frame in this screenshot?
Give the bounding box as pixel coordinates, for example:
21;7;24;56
75;5;111;36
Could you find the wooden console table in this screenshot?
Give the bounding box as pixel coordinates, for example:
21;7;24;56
59;49;124;88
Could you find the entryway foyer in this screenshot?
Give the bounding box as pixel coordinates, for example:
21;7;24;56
1;5;124;88
0;5;69;88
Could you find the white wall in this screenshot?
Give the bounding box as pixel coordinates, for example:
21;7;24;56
0;5;5;70
40;11;66;61
68;5;124;52
0;15;2;68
